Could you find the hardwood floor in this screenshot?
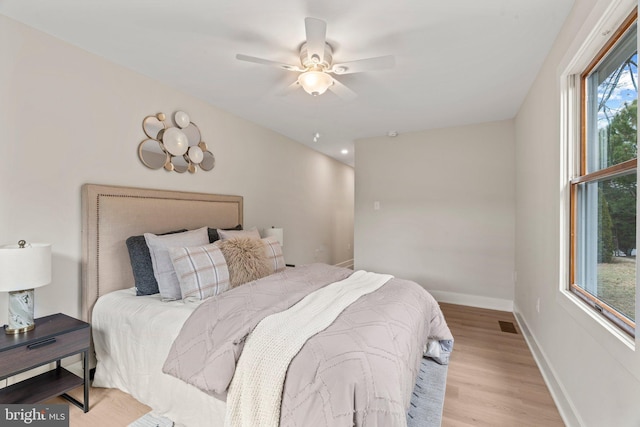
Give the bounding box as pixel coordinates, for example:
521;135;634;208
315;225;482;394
47;386;150;426
439;303;564;427
47;303;564;426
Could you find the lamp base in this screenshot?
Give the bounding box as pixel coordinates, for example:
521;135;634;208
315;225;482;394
5;289;36;335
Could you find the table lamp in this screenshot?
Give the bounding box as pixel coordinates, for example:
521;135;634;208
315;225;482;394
0;240;51;334
264;227;284;247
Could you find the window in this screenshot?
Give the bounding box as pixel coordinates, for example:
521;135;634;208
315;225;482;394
570;10;637;337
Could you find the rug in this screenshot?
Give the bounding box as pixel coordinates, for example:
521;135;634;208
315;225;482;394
129;356;447;427
407;357;449;427
128;412;174;427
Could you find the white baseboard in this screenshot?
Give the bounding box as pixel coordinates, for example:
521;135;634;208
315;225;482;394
428;290;513;312
334;259;354;269
513;304;583;427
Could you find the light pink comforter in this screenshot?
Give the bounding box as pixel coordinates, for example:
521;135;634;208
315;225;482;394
163;263;453;426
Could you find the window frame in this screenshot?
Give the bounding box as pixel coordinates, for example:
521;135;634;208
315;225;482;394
569;8;638;337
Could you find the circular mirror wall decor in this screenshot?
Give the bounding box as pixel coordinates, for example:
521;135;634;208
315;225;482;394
171;155;190;173
162;128;189;156
138;139;168;169
174;111;190;128
142;115;166;140
200;151;216;171
188;146;204;164
182;123;202;147
137;111;214;173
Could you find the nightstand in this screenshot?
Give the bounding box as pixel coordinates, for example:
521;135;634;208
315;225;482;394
0;313;90;412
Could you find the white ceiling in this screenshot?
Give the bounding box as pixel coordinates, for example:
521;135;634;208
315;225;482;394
1;0;574;166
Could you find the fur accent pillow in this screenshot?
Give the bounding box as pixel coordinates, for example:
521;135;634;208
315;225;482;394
217;237;270;288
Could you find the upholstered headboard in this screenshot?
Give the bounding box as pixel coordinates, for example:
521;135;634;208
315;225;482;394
81;184;243;323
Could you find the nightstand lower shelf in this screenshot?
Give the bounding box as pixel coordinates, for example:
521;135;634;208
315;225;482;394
0;368;84;407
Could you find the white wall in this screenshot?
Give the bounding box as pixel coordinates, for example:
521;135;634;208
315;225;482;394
354;120;515;310
0;15;354;323
514;0;640;425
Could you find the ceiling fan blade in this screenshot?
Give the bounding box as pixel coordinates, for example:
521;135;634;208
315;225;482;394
275;80;301;97
236;54;302;72
329;55;396;75
304;17;327;64
329;77;357;101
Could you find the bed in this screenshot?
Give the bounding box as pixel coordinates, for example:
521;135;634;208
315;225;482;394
81;184;453;427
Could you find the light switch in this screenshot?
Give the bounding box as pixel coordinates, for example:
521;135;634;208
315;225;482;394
374;201;380;210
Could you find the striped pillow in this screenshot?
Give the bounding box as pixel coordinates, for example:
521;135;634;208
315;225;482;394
169;243;230;301
262;236;285;274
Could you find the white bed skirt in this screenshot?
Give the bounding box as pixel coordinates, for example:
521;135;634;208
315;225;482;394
92;288;226;426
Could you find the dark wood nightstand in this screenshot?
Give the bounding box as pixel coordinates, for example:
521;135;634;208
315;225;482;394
0;313;90;412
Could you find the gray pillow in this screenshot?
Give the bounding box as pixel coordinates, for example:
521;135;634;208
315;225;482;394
145;227;209;301
126;229;187;296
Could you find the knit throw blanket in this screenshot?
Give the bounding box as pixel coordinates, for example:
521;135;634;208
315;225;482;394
224;270;393;427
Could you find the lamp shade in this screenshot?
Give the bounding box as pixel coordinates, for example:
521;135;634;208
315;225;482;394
0;243;51;292
264;227;284;247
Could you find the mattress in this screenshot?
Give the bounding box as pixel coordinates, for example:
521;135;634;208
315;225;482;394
91;288;227;426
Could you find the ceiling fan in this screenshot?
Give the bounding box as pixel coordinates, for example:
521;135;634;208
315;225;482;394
236;17;395;100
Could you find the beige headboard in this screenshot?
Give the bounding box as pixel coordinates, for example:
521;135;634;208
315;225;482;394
81;184;243;323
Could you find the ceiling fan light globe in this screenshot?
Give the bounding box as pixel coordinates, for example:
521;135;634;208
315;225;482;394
298;71;333;96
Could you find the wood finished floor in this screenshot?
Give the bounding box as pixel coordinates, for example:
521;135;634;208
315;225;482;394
439;303;563;427
47;303;564;426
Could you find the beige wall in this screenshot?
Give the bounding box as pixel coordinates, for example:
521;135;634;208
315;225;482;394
354;120;516;310
514;0;640;425
0;15;354;323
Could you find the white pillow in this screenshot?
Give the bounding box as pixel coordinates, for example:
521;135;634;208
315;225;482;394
144;227;209;301
169;243;230;301
262;236;286;274
217;226;261;241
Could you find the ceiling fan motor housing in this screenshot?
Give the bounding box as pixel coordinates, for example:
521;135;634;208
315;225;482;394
300;42;333;70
